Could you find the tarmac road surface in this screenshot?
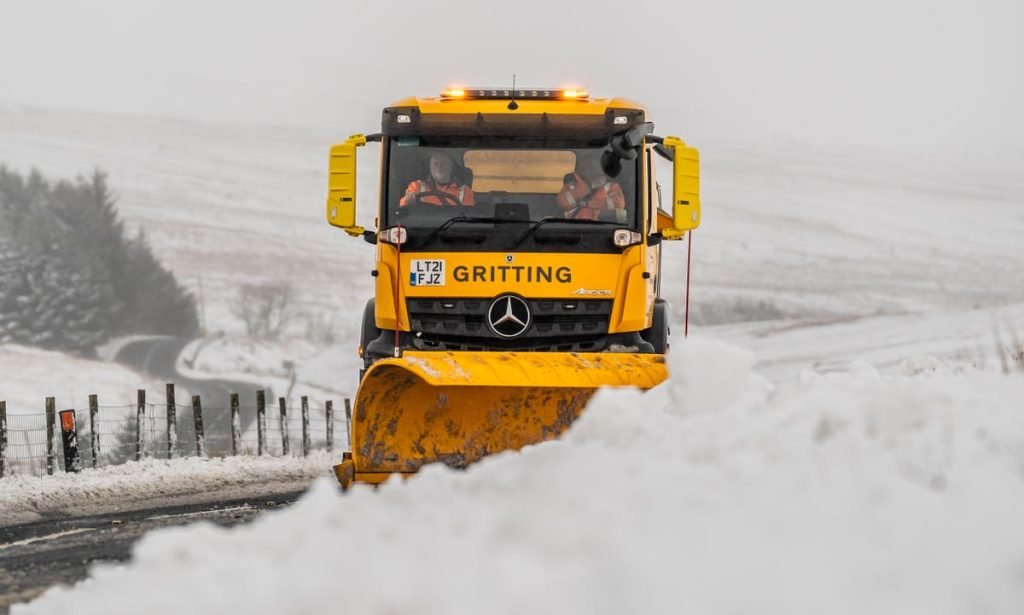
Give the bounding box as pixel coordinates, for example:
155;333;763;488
0;491;305;613
114;337;273;455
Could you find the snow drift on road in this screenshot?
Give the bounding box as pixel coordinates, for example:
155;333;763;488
16;339;1024;615
0;453;334;526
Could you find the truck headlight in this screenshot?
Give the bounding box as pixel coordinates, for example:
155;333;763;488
379;226;408;245
612;229;642;247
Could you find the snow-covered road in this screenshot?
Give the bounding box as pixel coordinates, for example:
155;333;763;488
0;491;304;611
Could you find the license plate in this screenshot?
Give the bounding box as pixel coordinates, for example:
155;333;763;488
409;259;445;286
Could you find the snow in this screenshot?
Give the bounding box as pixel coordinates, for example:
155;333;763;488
14;339;1024;614
710;303;1024;381
176;335;363;407
0;453;334;526
0;344;160;416
2;59;1024;615
0;105;376;339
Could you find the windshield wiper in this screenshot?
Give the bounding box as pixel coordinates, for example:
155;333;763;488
509;217;627;249
415;216;524;249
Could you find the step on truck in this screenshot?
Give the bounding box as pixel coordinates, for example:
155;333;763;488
326;86;701;488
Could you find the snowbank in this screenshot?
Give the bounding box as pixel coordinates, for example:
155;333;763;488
0;453;334;525
16;339;1024;614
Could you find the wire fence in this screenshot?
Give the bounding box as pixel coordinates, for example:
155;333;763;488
0;389;352;479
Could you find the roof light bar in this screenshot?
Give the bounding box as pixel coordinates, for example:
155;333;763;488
439;87;589;100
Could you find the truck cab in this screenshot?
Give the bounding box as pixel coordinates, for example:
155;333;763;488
328;87;700;376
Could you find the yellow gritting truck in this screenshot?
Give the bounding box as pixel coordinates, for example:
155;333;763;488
326;86;701;488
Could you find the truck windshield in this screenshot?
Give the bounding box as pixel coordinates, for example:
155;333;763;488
382;137;640;253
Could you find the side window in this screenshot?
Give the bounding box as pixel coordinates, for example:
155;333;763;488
654;151;672;214
646;148;655;231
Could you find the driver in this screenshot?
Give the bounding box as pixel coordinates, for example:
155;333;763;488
557;154;625;222
399;152;475;207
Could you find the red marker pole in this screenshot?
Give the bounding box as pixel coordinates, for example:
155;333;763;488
394;226;403;357
684;231;693;338
59;409;81;473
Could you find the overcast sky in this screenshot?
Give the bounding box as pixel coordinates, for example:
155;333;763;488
2;0;1021;157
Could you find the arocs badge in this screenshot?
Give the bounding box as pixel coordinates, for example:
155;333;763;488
410;259;445;286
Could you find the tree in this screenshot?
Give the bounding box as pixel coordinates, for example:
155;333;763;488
0;166;199;354
231;281;293;339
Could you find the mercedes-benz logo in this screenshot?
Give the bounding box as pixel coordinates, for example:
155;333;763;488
486;295;531;338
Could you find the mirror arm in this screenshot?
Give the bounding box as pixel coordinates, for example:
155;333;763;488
608;122;652;161
653;143;675;162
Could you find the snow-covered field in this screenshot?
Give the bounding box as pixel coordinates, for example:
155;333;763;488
0;344;162;415
3;104;1024;613
0;105;372;410
15;340;1024;614
0;104;375;338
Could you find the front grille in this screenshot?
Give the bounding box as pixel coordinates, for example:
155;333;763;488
407;297;613;351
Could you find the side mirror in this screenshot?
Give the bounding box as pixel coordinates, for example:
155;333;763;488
662;136;700;237
326;133;367;238
600;150;622;178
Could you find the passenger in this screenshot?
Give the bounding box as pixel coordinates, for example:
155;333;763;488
557;154;626;222
399;152;475;207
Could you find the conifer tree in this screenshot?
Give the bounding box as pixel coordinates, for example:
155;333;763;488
0;166;199;354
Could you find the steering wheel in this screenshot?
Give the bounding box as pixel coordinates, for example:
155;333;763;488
409;190;464;207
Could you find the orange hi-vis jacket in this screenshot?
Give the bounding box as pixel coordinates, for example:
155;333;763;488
557;173;625;220
399;179;476;207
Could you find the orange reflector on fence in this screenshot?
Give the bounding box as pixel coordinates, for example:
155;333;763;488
59;409;76;432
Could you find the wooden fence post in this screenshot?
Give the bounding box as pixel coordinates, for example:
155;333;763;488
278;397;290;456
192;395;206;458
257;390;267;456
301;396;311;457
325;400;334;453
0;401;7;478
45;397;56;476
166;383;177;459
89;394;99;468
136;389;146;461
230;393;241;456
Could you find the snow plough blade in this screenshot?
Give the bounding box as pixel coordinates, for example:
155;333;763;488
333;351;667;488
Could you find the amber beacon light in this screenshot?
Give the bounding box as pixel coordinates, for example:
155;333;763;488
440;87;589;100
